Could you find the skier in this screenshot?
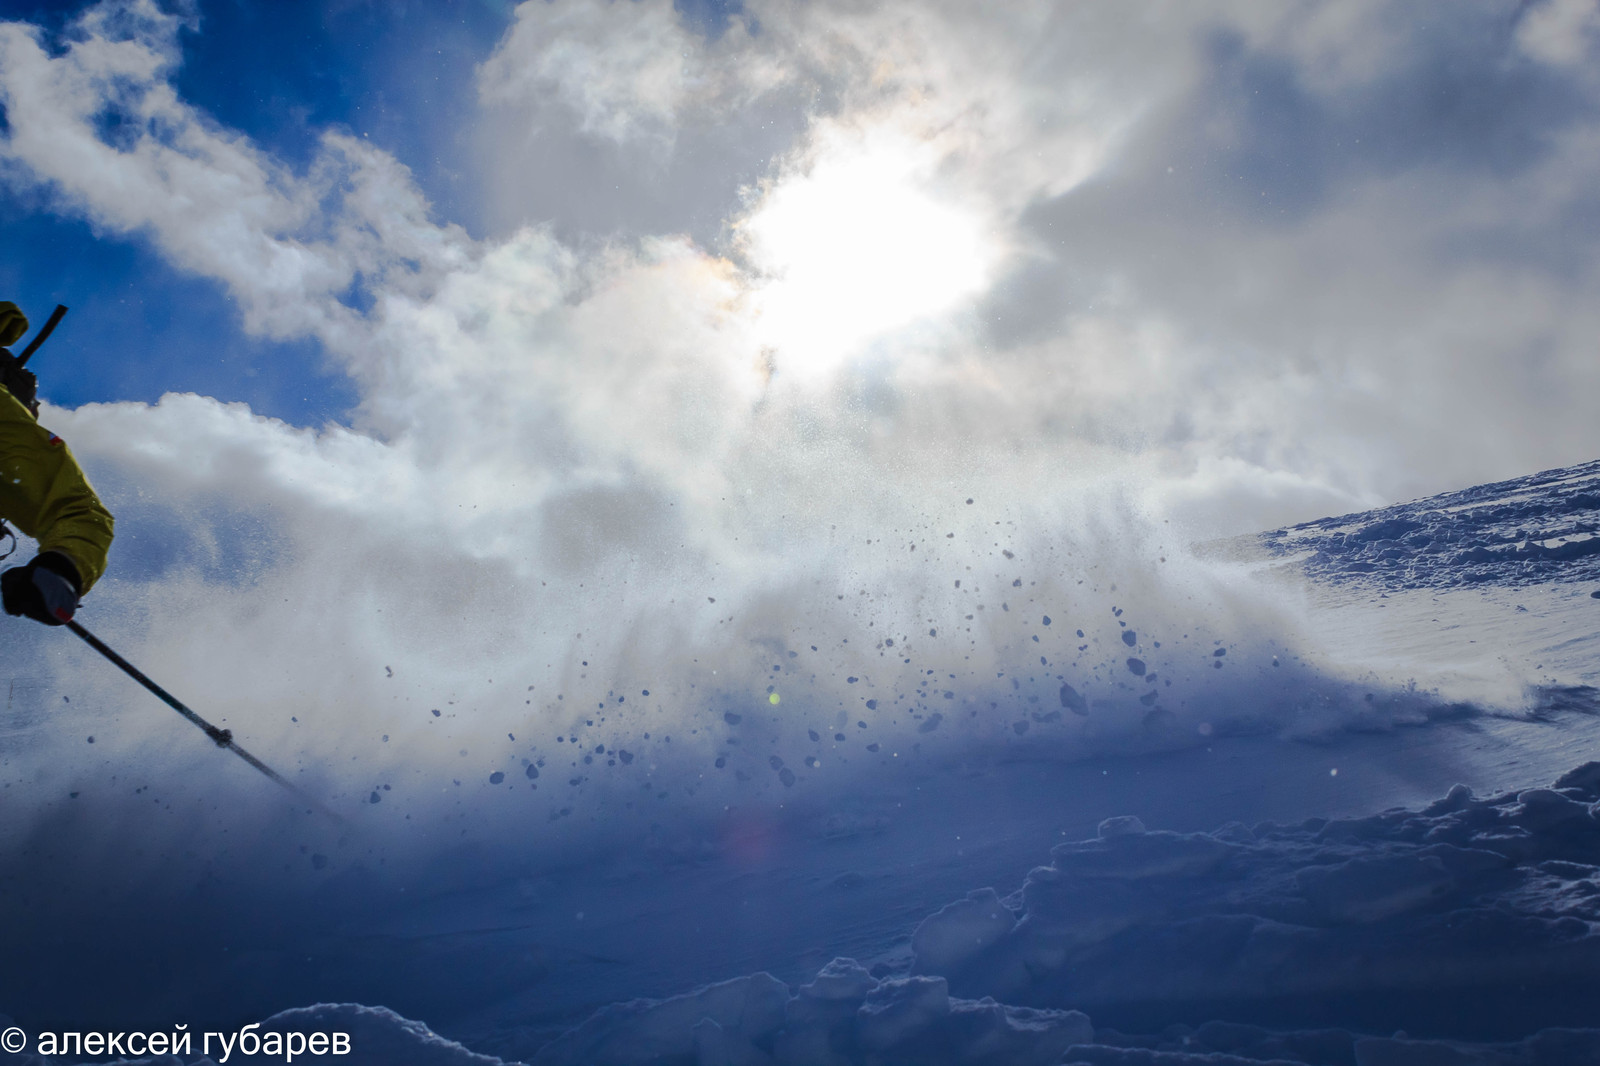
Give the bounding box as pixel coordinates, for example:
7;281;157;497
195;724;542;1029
0;300;114;626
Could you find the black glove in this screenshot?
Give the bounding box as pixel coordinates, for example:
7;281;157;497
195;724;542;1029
2;551;82;626
0;348;38;414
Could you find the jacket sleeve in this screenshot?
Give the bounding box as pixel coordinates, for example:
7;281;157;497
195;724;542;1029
0;388;114;591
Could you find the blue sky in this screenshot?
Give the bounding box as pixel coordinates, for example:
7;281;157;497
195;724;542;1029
0;0;516;421
0;0;766;421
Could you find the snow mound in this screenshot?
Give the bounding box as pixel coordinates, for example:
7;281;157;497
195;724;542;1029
258;1004;512;1065
521;761;1600;1065
910;888;1016;975
532;973;789;1065
918;763;1600;1018
526;962;1092;1066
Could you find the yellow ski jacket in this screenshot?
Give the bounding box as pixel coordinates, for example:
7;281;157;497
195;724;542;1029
0;386;114;591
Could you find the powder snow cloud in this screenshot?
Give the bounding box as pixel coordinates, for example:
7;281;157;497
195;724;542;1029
0;0;1596;842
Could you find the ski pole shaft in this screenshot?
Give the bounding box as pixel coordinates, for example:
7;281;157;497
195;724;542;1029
66;619;344;825
16;304;67;367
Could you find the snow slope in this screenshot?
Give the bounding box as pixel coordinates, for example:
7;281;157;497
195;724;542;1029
1244;458;1600;592
6;459;1600;1065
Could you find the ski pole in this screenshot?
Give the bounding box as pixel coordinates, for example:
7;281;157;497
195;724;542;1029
15;304;67;367
66;619;345;825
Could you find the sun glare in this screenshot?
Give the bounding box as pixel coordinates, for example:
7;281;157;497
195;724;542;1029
739;131;999;378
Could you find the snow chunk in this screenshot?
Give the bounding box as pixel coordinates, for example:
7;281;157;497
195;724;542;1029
799;957;879;1002
1050;830;1235;880
1510;788;1591;830
913;888;1017;974
857;976;950;1051
945;998;1093;1065
261;1004;508;1065
1352;1028;1600;1065
1098;815;1146;839
776;958;878;1066
1295;853;1456;925
534;972;788;1065
692;1016;773;1066
1211;821;1257;844
1421;783;1476;815
1553;761;1600;796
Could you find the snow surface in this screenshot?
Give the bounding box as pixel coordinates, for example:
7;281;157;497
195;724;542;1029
1241;458;1600;592
6;460;1600;1065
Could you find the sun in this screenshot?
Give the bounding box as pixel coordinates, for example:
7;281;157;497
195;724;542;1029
737;127;1001;379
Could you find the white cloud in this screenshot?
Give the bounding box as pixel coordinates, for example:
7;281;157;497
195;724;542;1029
0;2;471;344
1517;0;1600;67
478;0;708;146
